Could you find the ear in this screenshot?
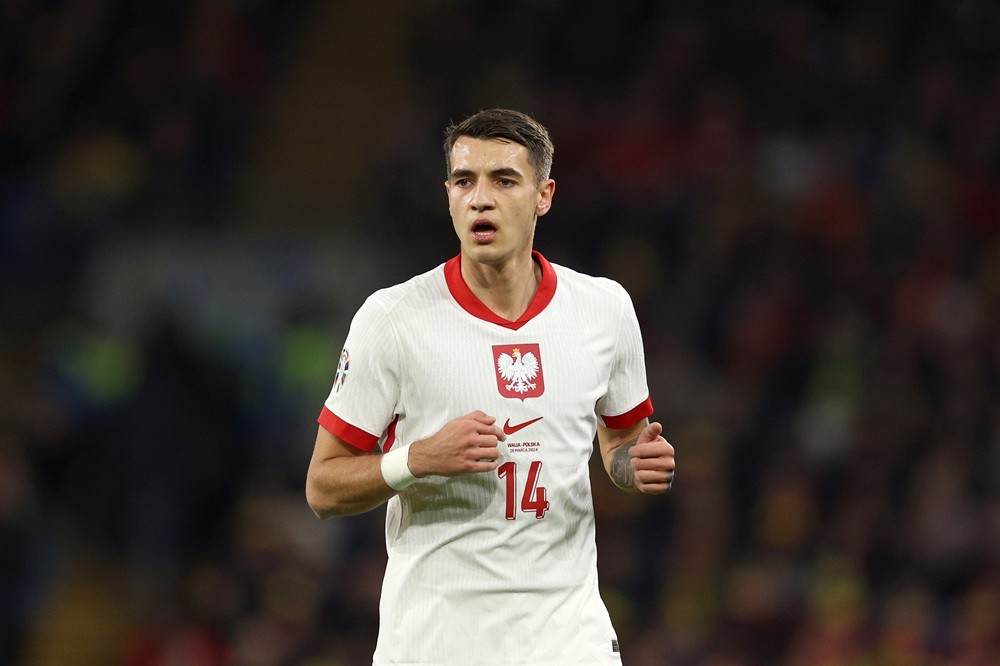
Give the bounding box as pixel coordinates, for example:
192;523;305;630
535;179;556;217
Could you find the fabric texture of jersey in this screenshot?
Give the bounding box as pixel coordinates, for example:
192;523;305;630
319;251;653;664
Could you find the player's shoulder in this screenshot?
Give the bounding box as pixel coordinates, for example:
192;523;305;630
551;261;631;305
362;261;449;315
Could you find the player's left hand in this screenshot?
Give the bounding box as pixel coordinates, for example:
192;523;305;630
630;421;675;494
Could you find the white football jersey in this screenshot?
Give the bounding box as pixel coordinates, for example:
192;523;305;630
320;251;653;665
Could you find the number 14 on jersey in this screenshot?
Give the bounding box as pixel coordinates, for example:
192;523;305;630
497;460;549;519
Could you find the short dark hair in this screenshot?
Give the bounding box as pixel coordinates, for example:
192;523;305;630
443;108;554;185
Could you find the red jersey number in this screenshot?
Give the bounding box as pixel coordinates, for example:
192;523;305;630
497;460;549;520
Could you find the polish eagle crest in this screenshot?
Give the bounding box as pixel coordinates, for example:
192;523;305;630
497;347;540;395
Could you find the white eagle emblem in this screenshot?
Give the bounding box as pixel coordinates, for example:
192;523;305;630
496;347;540;395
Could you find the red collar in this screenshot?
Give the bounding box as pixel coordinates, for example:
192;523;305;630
444;251;557;330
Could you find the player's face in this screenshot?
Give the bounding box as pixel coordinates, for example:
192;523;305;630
445;137;554;268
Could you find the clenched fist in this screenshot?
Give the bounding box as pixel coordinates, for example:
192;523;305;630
407;411;506;478
631;422;675;493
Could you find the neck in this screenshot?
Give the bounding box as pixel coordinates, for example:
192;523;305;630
460;251;541;322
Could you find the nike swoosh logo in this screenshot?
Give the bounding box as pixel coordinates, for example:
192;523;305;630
502;417;543;435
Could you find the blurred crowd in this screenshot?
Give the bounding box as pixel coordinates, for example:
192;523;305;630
2;1;999;665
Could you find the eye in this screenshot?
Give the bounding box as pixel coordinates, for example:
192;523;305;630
497;178;516;187
454;177;472;187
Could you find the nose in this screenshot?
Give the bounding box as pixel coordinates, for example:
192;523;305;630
469;180;495;211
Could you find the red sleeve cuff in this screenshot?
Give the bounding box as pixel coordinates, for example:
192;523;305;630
318;407;379;452
601;397;654;430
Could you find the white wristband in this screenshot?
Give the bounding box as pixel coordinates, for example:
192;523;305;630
380;445;417;491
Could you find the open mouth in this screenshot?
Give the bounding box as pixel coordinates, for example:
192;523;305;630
471;220;498;242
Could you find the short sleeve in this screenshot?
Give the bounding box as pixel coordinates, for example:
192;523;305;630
318;295;400;451
595;285;653;429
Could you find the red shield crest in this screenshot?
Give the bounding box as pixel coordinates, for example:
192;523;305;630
492;343;545;400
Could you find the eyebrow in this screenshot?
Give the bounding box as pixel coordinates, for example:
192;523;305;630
449;167;524;181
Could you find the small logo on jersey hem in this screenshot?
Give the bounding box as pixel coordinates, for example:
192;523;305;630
611;639;620;653
502;417;543;435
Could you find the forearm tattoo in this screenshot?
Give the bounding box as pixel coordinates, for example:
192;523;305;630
610;437;639;489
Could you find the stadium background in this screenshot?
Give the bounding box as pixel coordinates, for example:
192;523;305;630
1;1;998;664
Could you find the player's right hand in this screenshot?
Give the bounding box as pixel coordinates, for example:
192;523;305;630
408;411;506;478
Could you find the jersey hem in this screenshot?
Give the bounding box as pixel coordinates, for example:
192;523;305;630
318;406;379;451
601;396;654;429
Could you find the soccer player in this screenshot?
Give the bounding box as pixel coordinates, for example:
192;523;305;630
306;108;676;664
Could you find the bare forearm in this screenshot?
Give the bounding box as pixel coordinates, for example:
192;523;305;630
306;453;397;518
608;436;640;491
603;420;675;494
305;411;506;518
